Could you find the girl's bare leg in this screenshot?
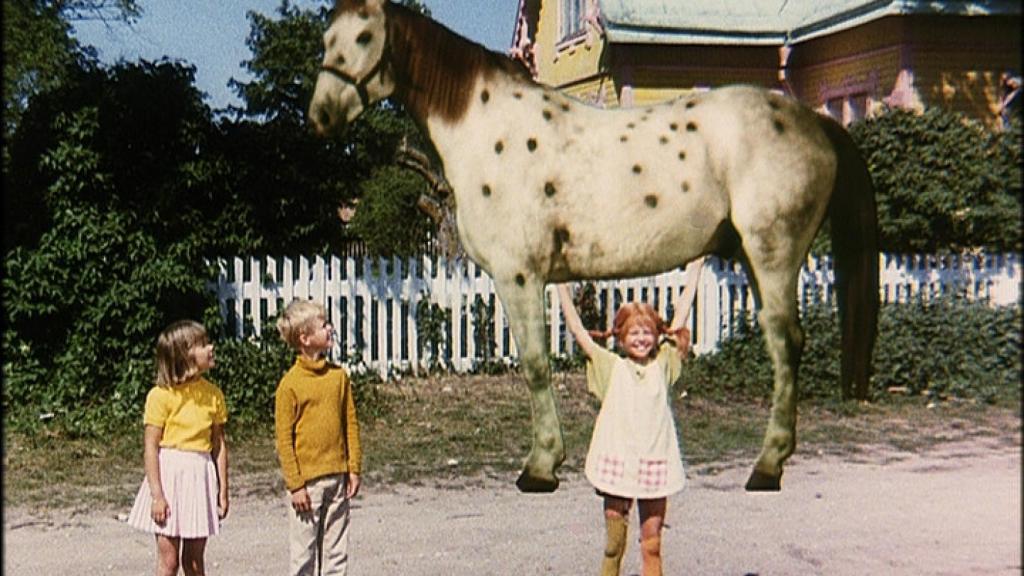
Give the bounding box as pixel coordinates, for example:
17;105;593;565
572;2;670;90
600;496;632;576
180;537;208;576
638;498;667;576
156;535;180;576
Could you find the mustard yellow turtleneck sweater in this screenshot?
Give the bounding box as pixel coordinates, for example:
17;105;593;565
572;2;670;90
274;356;362;491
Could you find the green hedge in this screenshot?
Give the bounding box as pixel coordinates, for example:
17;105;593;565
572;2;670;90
682;296;1021;405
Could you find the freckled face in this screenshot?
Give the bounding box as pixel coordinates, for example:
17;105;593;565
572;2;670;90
621;322;657;363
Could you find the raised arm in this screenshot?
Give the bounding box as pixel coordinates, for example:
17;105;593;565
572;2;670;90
669;257;705;331
556;284;599;359
666;258;705;357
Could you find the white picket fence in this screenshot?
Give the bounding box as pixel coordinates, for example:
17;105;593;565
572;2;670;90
214;253;1020;378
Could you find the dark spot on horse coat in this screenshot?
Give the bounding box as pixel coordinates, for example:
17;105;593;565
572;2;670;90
681;182;690;193
659;136;669;144
549;226;573;276
686;100;696;109
774;119;785;134
620;135;629;143
633;164;643;174
670;123;678;131
553;227;570;252
644;195;658;208
527;138;537;152
482;184;492;197
627;122;635;129
561;103;570;112
686;122;698;132
481;90;490;103
495;140;504;154
768;99;780;110
544;182;556;197
542;94;550;102
678;151;687;161
514;92;523;99
515;274;526;286
543;110;552;121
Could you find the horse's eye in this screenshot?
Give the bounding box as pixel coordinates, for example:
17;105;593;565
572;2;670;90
356;31;373;46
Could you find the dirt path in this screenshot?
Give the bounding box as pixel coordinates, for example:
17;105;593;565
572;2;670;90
4;435;1020;576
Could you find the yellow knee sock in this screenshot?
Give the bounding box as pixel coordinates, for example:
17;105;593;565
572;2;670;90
640;535;662;576
599;515;628;576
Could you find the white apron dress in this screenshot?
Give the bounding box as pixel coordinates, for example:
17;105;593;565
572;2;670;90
584;344;685;499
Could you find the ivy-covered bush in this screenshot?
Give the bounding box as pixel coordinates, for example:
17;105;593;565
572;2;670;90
209;330;294;431
681;297;1021;405
843;108;1021;254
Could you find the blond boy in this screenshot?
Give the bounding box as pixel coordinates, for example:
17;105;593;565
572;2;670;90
274;300;361;576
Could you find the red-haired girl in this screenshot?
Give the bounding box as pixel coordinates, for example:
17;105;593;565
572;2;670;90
557;258;704;576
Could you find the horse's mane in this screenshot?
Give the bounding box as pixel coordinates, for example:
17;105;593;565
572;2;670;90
385;2;534;125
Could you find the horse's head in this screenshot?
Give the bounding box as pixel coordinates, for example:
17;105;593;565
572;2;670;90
309;0;393;136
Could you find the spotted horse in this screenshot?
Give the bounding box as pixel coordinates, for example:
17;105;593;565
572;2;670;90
309;0;879;493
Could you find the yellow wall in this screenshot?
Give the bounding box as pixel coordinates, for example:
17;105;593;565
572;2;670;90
533;0;608;93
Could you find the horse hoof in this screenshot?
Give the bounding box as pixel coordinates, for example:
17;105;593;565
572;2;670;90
515;470;559;493
744;469;782;492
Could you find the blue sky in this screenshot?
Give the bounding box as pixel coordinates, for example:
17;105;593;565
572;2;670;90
73;0;521;110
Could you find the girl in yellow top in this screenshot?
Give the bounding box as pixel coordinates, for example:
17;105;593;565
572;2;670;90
274;299;361;576
127;320;229;576
557;258;704;576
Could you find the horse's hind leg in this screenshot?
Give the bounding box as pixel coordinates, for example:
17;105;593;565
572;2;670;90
744;263;804;491
494;275;565;492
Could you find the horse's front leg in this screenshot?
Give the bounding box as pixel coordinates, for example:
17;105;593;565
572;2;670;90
494;275;565;492
746;270;804;491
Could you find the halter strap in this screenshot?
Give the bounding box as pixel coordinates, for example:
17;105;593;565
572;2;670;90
319;30;390;110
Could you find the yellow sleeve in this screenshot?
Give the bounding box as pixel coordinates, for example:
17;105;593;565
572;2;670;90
142;387;170;428
274;379;304;491
585;346;619;402
341;370;362;474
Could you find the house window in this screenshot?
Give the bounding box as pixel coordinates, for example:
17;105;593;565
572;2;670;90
824;93;869;127
560;0;586;43
847;93;867;124
825;97;843;121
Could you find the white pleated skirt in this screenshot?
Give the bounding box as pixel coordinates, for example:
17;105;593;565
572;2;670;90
127;448;220;539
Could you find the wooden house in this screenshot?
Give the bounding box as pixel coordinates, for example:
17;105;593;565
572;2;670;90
510;0;1022;128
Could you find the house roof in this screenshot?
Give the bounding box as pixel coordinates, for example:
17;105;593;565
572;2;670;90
597;0;1022;45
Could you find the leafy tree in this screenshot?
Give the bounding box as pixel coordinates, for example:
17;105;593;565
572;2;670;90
2;0;139;144
229;0;436;257
3;104;220;435
847;108;1022;253
229;0;328;123
350;165;433;257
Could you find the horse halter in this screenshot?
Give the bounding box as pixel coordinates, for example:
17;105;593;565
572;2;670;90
319;28;390;110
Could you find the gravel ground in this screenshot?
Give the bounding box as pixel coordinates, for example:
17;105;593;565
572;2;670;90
4;435;1020;576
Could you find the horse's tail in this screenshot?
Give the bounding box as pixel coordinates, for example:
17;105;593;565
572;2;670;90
820;116;879;400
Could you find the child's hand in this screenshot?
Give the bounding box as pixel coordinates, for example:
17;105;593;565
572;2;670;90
291;486;312;513
346;473;361;499
218;493;230;520
151;496;170;526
